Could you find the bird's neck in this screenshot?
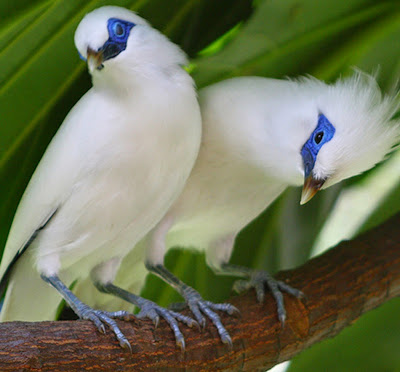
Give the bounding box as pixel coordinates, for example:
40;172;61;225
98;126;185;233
91;63;190;96
201;120;305;189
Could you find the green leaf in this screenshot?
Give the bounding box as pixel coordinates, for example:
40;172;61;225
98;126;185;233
192;0;400;86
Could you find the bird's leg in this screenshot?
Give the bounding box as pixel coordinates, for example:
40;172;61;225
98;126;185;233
146;263;238;347
41;274;132;350
217;263;303;324
94;281;197;351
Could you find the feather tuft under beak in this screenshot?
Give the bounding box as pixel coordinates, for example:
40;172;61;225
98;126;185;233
300;175;326;205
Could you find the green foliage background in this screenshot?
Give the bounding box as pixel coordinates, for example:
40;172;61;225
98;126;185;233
1;0;400;370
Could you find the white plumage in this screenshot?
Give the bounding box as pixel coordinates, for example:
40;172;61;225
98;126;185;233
94;73;400;344
165;74;400;251
0;6;201;347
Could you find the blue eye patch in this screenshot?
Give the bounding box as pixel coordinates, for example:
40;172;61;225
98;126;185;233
107;18;134;44
77;18;136;64
301;114;335;178
99;18;136;63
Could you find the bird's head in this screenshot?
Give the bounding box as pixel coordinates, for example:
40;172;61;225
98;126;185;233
74;6;187;84
299;73;400;204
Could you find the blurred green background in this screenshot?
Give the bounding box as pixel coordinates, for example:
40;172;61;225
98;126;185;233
1;0;400;370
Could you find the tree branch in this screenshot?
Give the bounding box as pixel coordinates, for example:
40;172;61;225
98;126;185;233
1;213;399;371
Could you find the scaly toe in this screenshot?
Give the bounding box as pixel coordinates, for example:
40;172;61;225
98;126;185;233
169;310;200;329
277;280;304;298
136;299;198;347
197;301;232;344
168;302;188;312
82;309;132;349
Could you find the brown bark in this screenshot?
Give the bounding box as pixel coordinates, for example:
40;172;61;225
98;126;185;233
0;213;399;371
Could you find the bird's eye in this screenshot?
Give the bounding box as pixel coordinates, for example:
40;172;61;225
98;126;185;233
314;131;324;145
113;22;125;37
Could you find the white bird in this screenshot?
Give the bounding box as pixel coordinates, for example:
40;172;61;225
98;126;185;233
0;6;201;349
90;72;400;346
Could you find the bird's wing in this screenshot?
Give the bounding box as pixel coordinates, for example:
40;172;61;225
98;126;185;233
0;207;57;297
0;91;94;288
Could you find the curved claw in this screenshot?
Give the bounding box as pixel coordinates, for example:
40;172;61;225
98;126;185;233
277;280;304;298
153;315;160;328
197;301;233;345
176;337;185;352
199;317;206;330
186;302;206;329
100;324;106;334
222;333;233;349
42;276;133;350
120;337;133;352
204;301;240;317
169;309;200;330
95;321;106;334
227;306;241;317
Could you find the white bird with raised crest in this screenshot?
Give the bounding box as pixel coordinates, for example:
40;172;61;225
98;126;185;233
103;72;400;347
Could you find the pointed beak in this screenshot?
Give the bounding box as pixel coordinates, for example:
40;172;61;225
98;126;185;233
300;175;326;205
86;47;104;71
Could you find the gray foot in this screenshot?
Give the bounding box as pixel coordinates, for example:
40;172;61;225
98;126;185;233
233;270;303;324
136;298;198;350
178;286;239;347
41;274;133;350
94;281;199;351
77;305;132;350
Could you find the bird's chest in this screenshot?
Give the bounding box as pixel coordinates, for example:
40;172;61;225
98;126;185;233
67;106;196;239
83;96;193;168
76;123;189;215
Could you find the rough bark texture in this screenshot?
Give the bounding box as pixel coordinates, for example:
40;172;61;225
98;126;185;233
0;213;399;371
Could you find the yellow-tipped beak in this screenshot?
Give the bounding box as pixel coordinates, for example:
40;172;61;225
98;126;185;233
87;47;104;72
300;175;326;205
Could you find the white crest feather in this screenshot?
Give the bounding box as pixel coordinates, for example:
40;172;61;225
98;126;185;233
301;72;400;186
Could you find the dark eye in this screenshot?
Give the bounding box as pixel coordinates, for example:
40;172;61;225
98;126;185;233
314;131;324;144
113;22;125;37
